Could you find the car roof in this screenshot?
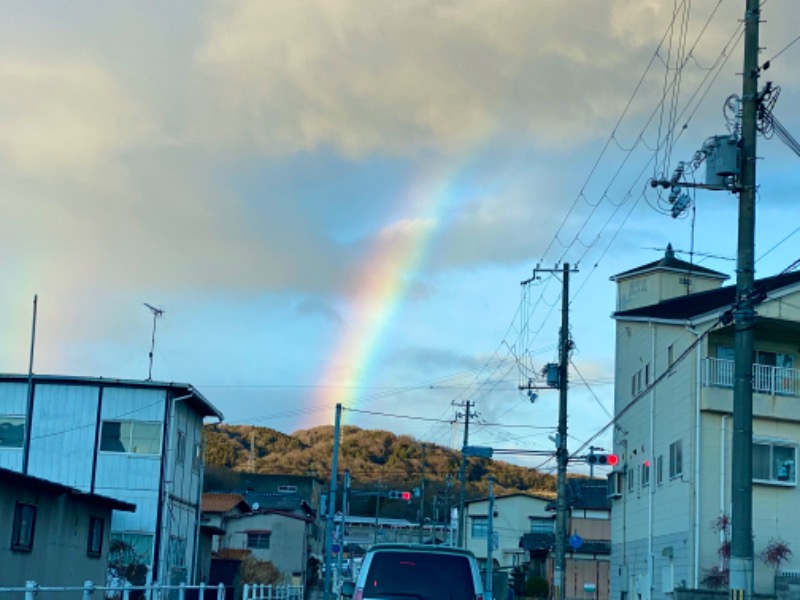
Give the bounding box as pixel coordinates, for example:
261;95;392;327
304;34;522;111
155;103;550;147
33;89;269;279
367;543;477;558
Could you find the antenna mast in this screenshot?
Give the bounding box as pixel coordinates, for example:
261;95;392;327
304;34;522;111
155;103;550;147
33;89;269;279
143;303;164;381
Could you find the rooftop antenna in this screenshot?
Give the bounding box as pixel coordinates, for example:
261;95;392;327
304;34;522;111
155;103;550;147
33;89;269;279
143;303;164;381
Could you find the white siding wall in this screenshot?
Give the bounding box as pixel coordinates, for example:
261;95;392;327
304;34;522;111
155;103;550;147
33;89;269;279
28;384;100;489
0;383;27;470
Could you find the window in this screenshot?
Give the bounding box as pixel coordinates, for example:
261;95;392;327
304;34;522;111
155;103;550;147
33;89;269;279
278;485;298;493
0;416;25;448
192;442;202;473
631;375;636;397
645;363;651;386
627;467;635;492
667;345;674;367
656;455;664;485
637;370;642;392
247;531;272;549
529;517;553;534
11;503;36;551
176;430;186;465
101;421;161;454
110;532;154;566
669;440;683;479
87;517;104;557
753;441;796;484
641;462;650;488
470;518;488;539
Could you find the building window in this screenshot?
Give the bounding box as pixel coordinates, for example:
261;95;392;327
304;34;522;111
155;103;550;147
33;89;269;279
627;467;635;492
247;531;272;549
656;455;664;485
667;345;674;367
87;517;104;557
278;485;298;493
645;363;651;386
192;442;202;473
176;430;186;465
529;517;553;534
753;441;796;484
471;519;488;539
0;415;25;448
12;503;36;551
669;440;683;479
641;462;650;488
100;421;161;454
110;532;155;566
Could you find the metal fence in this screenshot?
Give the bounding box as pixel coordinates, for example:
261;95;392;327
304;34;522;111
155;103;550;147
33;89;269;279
0;582;300;600
703;357;800;396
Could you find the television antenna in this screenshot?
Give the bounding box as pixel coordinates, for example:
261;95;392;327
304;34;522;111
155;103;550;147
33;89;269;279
143;303;165;381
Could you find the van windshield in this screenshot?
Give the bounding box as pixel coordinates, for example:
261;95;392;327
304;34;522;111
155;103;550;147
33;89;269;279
362;551;475;600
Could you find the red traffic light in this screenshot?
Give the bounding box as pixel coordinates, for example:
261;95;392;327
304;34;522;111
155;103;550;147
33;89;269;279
400;491;412;501
607;454;619;466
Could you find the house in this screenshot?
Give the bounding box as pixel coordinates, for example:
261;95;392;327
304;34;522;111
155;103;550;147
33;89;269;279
512;480;610;600
0;374;223;585
465;492;552;575
202;492;315;587
608;246;800;598
0;466;135;587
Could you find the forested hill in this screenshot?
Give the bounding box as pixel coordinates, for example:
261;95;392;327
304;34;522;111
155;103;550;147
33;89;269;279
204;424;557;498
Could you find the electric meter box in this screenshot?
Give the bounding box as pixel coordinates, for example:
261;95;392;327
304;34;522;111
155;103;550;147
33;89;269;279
704;134;739;187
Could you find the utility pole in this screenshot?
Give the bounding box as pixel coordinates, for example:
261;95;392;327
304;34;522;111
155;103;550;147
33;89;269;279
456;400;476;547
486;476;495;600
554;263;573;600
418;443;427;543
22;294;38;476
730;2;760;599
337;469;350;579
323;403;342;600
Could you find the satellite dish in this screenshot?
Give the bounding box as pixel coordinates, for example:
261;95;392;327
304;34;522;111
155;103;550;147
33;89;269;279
252;502;260;511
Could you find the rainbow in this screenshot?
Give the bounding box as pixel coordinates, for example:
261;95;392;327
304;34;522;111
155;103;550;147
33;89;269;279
309;160;468;427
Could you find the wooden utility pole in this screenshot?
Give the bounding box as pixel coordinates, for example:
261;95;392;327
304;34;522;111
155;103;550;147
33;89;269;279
730;2;760;599
456;400;474;547
323;403;342;600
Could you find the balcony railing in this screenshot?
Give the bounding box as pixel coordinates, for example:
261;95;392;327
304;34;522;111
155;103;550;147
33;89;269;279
703;357;800;396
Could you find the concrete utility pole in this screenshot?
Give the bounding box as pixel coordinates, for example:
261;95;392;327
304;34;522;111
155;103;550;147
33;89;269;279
323;403;342;600
554;263;572;600
730;2;760;599
486;476;495;600
418;443;426;543
456;400;474;547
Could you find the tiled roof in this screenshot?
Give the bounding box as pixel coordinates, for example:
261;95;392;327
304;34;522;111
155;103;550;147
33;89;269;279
610;244;728;281
201;492;249;513
613;270;800;321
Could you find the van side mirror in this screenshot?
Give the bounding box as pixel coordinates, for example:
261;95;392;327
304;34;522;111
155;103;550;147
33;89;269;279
341;581;355;598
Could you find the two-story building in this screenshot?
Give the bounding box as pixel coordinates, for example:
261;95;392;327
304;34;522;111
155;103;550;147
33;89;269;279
609;246;800;598
0;374;223;585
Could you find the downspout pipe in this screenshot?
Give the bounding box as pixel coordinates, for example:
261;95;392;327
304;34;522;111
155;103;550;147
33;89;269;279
648;322;656;600
687;324;702;588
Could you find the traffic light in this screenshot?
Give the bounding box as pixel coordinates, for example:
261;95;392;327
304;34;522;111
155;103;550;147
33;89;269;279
586;453;618;466
388;490;412;500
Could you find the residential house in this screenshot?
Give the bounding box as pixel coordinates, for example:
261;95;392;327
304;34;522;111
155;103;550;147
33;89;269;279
0;466;135;587
514;480;611;600
0;374;223;585
202;492;315;587
609;246;800;598
465;492;552;575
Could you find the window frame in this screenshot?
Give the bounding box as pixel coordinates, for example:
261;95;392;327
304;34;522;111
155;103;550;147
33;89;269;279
192;442;202;473
753;439;797;486
470;517;488;539
656;455;664;486
0;415;25;449
87;516;104;557
627;467;635;493
247;531;272;549
529;517;553;534
669;440;683;479
100;420;162;455
641;462;651;488
11;502;37;552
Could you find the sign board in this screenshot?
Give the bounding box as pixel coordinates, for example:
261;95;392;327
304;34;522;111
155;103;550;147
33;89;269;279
332;544;340;555
583;583;596;593
492;531;499;550
569;533;583;549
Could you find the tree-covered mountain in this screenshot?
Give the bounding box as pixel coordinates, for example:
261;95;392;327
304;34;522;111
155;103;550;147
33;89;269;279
205;423;557;499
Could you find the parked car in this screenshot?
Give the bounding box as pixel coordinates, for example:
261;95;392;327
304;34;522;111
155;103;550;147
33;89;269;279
340;543;484;600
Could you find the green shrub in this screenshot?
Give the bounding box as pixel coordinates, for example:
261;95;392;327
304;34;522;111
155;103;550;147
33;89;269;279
525;576;550;599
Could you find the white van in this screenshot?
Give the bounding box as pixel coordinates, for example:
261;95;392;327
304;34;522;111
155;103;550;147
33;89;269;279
340;543;485;600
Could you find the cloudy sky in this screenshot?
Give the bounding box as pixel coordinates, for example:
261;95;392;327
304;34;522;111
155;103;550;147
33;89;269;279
3;1;799;472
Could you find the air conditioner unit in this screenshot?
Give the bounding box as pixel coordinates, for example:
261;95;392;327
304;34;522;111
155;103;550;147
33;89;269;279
607;471;623;499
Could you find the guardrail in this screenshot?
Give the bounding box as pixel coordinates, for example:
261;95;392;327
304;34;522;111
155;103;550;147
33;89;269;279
0;581;226;600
